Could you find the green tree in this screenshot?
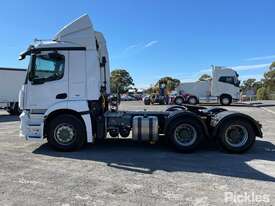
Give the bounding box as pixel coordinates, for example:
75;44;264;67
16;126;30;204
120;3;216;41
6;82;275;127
253;63;275;100
241;78;263;94
198;74;212;81
269;62;275;70
110;69;134;94
242;78;256;89
263;69;275;92
145;85;158;94
155;77;180;93
256;87;269;100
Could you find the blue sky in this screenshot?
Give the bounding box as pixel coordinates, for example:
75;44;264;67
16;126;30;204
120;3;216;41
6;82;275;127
1;0;275;88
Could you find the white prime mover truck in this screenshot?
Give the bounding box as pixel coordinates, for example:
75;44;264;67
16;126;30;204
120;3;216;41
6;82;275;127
0;68;26;114
174;67;240;106
18;15;262;153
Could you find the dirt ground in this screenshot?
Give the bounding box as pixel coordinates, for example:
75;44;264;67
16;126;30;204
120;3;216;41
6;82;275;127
0;101;275;206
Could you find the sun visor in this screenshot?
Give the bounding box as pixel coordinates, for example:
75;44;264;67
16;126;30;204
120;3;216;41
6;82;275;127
54;14;96;50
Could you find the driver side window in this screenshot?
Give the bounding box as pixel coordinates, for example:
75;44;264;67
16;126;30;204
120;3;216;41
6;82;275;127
219;76;234;85
29;53;65;83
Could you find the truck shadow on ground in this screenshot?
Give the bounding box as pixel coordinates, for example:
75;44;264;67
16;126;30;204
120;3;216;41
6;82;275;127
33;139;275;182
0;114;19;123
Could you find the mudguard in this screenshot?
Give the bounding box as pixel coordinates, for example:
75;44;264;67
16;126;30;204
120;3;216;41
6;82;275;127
165;111;210;137
44;100;93;143
211;111;263;138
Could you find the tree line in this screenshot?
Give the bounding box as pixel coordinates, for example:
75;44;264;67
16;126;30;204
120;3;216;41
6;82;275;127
110;64;275;100
240;63;275;100
110;69;181;94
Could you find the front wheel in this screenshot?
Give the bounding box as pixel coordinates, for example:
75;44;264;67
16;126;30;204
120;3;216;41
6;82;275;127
167;118;204;152
217;120;255;153
220;95;232;106
7;102;20;115
47;114;86;151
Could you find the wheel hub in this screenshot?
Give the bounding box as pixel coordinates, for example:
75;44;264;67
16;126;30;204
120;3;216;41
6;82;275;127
189;98;196;104
222;98;229;104
174;124;197;146
225;125;248;147
176;98;183;104
54;124;75;145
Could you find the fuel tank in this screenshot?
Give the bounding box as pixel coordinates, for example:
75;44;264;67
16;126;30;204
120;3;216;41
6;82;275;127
132;116;158;141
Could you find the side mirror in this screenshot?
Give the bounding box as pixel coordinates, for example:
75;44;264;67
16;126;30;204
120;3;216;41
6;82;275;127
100;56;107;67
102;56;107;64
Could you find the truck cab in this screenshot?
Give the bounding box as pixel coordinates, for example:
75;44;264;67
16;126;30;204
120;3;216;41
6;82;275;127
211;66;240;105
174;66;240;106
19;15;108;143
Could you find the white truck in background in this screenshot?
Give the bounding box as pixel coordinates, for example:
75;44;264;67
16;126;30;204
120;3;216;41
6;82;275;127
174;66;240;106
18;15;262;153
0;68;26;115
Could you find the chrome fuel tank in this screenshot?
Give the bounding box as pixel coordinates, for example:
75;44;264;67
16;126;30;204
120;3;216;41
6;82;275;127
132;116;158;141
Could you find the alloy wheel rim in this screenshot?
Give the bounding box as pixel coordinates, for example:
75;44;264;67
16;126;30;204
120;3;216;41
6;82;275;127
189;98;196;104
54;123;76;146
222;98;230;105
174;123;197;146
224;124;248;147
176;98;183;104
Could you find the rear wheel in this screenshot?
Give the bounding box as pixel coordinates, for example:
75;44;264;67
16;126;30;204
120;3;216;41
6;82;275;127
159;98;165;105
167;118;204;152
217;120;255;153
174;96;184;105
188;96;198;105
47;114;86;151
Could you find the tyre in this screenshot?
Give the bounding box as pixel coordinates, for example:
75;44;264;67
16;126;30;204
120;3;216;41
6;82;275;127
159;98;165;105
188;96;198;105
7;109;17;115
220;95;232;106
7;103;20;115
144;98;150;105
174;96;184;105
47;114;86;151
217;120;255;153
167;118;204;152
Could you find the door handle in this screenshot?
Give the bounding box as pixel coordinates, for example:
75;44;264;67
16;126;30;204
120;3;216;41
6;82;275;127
56;93;67;99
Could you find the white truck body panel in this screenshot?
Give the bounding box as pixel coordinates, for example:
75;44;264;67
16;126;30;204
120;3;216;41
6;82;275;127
178;81;211;97
176;66;240;102
0;68;26;104
25;51;69;110
54;14;97;50
22;14;104;109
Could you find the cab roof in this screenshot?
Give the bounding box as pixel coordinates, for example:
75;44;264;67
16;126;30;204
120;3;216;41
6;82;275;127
19;14;98;60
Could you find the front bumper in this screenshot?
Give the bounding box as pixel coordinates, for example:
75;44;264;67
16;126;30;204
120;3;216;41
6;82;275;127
20;110;44;141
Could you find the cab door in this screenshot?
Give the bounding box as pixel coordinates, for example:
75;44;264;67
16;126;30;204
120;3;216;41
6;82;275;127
25;51;69;112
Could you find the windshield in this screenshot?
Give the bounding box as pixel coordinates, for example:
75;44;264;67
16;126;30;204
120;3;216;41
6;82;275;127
29;53;65;84
219;76;240;87
235;77;240;87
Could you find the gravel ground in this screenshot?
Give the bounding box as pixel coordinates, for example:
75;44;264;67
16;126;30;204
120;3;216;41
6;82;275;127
0;102;275;206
